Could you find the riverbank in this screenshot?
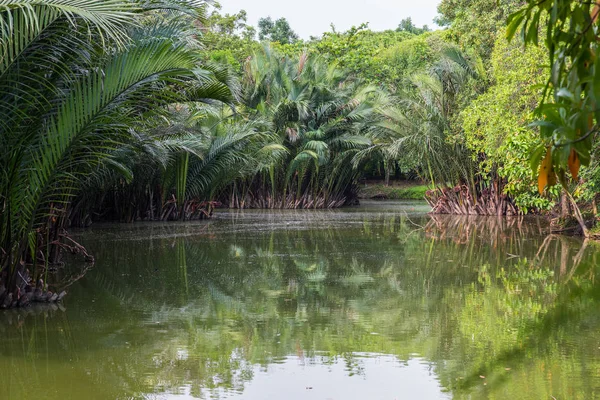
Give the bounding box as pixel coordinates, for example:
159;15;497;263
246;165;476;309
358;181;428;200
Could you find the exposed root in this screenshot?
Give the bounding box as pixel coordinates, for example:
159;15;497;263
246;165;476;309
225;191;350;209
426;183;518;216
0;232;94;310
0;272;68;310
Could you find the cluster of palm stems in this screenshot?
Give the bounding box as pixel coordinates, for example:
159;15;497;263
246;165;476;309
219;46;390;209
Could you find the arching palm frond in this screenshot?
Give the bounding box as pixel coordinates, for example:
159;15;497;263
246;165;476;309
185;130;256;199
10;39;195;237
0;0;237;283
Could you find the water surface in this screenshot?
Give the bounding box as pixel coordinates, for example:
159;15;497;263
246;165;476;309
1;201;600;399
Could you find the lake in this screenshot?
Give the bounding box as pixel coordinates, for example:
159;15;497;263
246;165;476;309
1;201;599;399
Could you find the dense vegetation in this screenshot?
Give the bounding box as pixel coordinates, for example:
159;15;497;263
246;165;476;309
202;1;600;223
1;0;600;307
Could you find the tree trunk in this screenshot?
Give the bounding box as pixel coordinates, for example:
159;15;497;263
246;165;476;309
560;238;569;277
564;188;590;238
384;163;391;187
561;191;570;218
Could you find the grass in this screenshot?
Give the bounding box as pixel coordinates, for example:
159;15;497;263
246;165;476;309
358;182;429;200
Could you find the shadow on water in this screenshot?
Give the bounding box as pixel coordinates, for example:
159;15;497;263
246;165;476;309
0;202;599;399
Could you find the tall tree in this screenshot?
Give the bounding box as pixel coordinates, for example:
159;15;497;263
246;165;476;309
258;16;299;44
436;0;522;60
396;17;430;35
461;30;552;213
202;6;257;68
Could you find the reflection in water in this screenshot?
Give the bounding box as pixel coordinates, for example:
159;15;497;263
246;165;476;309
194;356;449;400
0;201;599;399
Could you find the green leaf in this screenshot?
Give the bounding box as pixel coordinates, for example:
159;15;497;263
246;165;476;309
506;11;525;41
529;144;546;173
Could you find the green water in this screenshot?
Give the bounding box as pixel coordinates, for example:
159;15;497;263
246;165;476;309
1;201;600;400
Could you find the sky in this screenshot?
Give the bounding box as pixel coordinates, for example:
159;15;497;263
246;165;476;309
217;0;442;39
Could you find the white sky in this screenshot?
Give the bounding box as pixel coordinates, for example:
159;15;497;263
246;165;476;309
216;0;442;39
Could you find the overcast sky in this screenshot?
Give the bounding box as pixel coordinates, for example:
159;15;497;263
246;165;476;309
217;0;442;39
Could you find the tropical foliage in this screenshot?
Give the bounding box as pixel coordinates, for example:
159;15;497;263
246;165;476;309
0;0;245;296
353;49;478;188
436;0;522;60
507;0;600;236
222;45;388;208
3;0;600;308
460;30;554;213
